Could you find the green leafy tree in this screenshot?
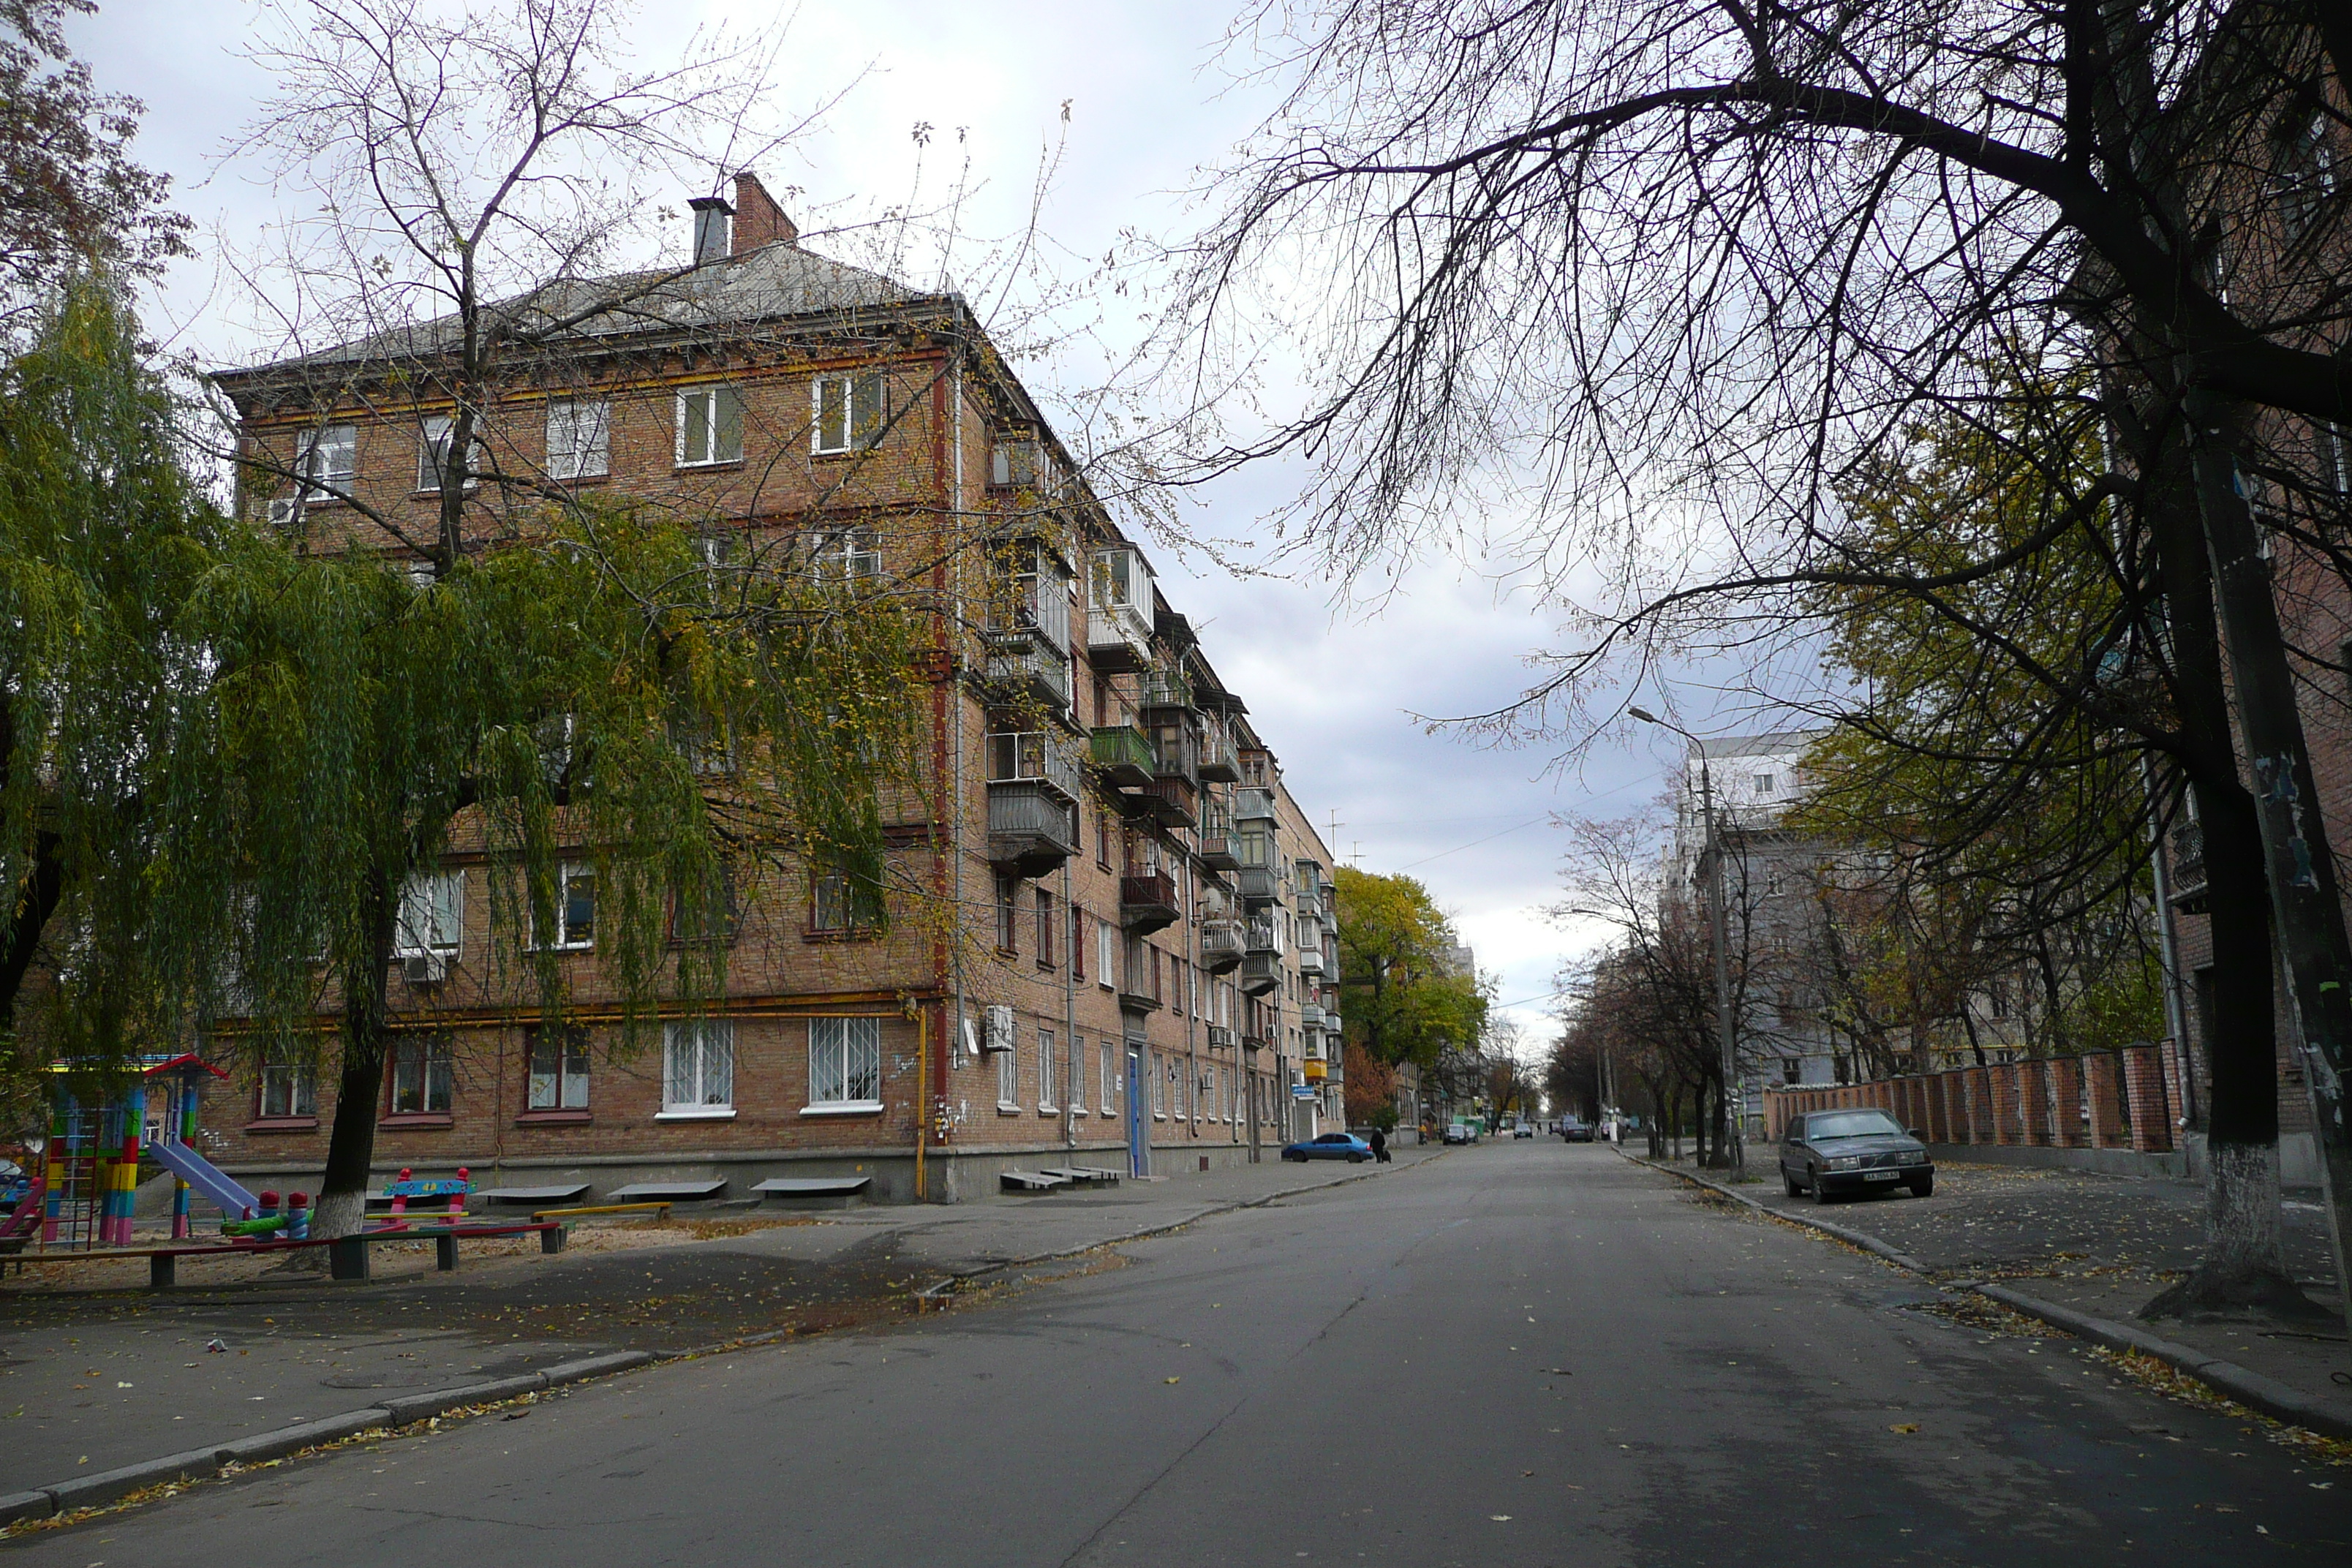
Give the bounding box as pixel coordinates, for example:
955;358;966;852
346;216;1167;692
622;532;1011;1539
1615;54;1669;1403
1333;866;1488;1071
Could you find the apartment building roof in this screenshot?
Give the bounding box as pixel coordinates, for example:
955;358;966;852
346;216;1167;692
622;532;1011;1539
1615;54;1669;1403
216;235;931;387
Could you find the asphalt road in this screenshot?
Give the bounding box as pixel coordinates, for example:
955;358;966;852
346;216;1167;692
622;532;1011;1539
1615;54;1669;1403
12;1142;2346;1564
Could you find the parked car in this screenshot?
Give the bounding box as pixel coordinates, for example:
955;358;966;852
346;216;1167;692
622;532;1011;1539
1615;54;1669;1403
1558;1118;1595;1143
1442;1123;1475;1145
1512;1125;1534;1138
1282;1131;1373;1163
1779;1109;1934;1201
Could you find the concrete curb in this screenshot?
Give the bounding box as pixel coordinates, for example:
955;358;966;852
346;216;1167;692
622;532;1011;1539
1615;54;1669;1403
1611;1145;2352;1442
0;1346;660;1529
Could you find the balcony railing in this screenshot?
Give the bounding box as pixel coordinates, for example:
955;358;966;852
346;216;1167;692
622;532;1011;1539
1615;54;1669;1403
1139;669;1194;712
1234;785;1277;823
1297;943;1325;976
1089;724;1156;786
1238;951;1284;997
987;783;1079;875
1198;721;1240;783
1300;1000;1327;1029
1236;864;1284;905
988;731;1082;802
1120;870;1181;933
1139;774;1198;829
985;638;1071;710
1200;917;1245;973
1245;916;1285;956
2168;818;2208;913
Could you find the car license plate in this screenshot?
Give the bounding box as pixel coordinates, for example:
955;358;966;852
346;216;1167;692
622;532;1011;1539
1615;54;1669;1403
1863;1171;1899;1181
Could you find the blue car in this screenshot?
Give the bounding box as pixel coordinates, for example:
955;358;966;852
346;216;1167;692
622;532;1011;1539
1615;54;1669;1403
1281;1131;1372;1163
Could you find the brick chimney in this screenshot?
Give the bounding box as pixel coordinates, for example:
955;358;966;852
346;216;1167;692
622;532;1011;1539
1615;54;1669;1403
731;172;797;254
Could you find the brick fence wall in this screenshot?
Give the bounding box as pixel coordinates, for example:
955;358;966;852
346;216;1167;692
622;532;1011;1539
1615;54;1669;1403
1763;1045;2178;1155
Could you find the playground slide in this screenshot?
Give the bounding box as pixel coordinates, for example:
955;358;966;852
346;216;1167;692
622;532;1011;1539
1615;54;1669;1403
147;1139;260;1222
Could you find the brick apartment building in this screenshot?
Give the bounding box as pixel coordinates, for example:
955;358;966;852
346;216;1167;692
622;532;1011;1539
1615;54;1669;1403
202;173;1347;1204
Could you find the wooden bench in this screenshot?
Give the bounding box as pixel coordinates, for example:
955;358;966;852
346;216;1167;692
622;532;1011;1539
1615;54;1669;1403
0;1222;565;1289
529;1202;673;1225
753;1177;872;1210
1000;1170;1071;1194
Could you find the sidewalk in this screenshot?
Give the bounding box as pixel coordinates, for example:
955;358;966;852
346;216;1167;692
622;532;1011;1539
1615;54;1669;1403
1632;1148;2352;1435
0;1147;1438;1494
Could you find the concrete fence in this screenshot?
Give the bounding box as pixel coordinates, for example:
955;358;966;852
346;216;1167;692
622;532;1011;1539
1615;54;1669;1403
1763;1044;2187;1176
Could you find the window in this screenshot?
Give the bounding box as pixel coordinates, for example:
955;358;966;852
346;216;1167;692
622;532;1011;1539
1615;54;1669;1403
1098;918;1116;988
535;864;596;950
295;423;356;496
672;869;740;946
812;867;883;933
416;415;478;491
1101;1039;1115;1114
527;1025;591;1111
388;1034;453;1115
662;1019;734;1114
545;399;611;479
1097;807;1112;868
1035;889;1055;968
990;437;1038;488
1071;905;1085;981
812;525;881;581
995;874;1020;953
808;1017;881;1109
395;870;464;956
1754;773;1776;796
1150;1052;1165;1117
811;372;887;454
1781;1058;1802;1086
1068;1035;1085;1115
676;385;745;467
258;1052;316;1120
998;1029;1020;1108
1039;1029;1058;1111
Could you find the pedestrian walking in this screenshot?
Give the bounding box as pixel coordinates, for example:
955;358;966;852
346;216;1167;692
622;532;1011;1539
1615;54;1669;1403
1370;1126;1390;1164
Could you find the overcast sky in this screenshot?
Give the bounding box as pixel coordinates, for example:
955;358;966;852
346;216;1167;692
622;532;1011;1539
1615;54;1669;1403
66;0;1741;1050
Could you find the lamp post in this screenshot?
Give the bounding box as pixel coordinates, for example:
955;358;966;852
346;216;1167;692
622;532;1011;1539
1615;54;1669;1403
1629;706;1744;1174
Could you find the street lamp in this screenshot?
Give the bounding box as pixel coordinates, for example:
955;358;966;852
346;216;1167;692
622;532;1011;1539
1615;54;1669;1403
1629;706;1744;1174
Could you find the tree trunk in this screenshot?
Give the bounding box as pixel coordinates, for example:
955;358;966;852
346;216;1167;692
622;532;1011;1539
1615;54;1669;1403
310;870;398;1241
2137;419;2315;1318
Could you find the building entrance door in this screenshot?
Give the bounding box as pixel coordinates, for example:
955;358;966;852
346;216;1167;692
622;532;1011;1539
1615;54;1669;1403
1125;1044;1149;1177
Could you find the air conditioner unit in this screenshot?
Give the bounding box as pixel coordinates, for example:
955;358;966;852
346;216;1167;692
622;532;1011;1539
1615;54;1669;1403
266;497;301;528
981;1004;1014;1054
401;951;450;985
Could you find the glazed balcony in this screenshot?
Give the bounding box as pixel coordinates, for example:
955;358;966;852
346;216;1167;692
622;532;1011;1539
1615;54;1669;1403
1200;917;1246;974
1234;785;1277;823
1197;720;1240;783
988;731;1082;802
1297;942;1325;976
1120;870;1181;934
1089;723;1156;788
1088;546;1154;672
1300;1000;1327;1030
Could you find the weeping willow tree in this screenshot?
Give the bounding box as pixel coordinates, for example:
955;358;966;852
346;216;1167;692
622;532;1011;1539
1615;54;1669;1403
134;499;921;1238
0;276;226;1133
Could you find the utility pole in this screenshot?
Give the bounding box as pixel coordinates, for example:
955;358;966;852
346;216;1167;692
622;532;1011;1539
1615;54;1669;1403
1632;706;1743;1174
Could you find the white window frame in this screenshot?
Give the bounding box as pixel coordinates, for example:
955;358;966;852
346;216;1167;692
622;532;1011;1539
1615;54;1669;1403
1101;1039;1115;1115
388;1034;453;1115
997;1029;1021;1111
1151;1052;1166;1119
810;372;887;455
813;524;881;581
416;415;479;493
545;398;611;480
675;385;744;467
295;422;356;498
659;1019;734;1118
1068;1034;1086;1116
805;1016;882;1113
1037;1028;1058;1113
532;863;596;951
1097;918;1117;990
394;869;464;957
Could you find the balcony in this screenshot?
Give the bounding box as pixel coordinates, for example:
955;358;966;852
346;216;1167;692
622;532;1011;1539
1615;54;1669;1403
1300;1000;1327;1029
1234;785;1277;823
984;636;1071;711
1302;1055;1327;1083
1200;917;1245;974
1140;670;1195;712
1139;774;1198;829
1120;870;1181;933
1245;915;1284;957
1238;951;1284;997
2168;818;2208;914
1088;547;1155;672
1089;723;1156;787
1198;720;1240;783
988;731;1082;802
1198;802;1240;869
1235;864;1284;905
987;783;1079;875
1297;943;1325;976
1324;1010;1341;1038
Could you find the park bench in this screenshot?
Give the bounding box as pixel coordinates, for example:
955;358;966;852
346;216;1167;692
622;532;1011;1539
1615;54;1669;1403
1000;1169;1070;1194
606;1179;728;1203
0;1222;565;1289
1039;1166;1120;1188
753;1176;872;1210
